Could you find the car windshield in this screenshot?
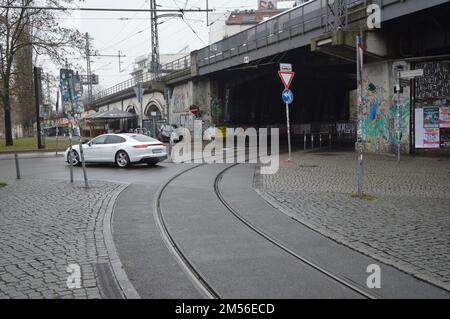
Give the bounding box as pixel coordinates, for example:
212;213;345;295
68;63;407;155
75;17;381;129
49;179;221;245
161;126;173;133
130;135;159;143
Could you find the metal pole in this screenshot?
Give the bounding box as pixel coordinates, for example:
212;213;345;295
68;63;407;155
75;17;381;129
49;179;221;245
304;134;307;151
356;33;364;197
397;71;402;163
14;154;20;180
68;116;74;183
285;103;292;160
55;125;59;156
311;134;314;149
140;84;144;130
320;133;322;149
78;139;89;188
85;33;93;104
68;76;89;188
34;67;44;149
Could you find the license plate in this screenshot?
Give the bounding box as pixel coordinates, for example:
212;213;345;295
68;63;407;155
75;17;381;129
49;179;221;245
153;149;163;154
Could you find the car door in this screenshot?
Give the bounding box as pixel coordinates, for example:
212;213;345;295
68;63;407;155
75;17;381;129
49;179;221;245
84;135;108;162
104;135;127;162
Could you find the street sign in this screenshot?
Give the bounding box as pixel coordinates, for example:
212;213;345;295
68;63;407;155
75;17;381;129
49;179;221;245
400;69;424;79
279;63;292;72
278;71;295;89
282;89;294;105
189;105;200;116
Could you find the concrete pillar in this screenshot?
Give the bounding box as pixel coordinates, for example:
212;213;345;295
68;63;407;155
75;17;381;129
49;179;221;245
358;60;411;154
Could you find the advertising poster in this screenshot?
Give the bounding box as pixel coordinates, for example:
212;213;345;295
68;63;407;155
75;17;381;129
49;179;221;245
423;128;440;148
441;129;450;148
415;109;425;148
439;107;450;128
423;107;440;128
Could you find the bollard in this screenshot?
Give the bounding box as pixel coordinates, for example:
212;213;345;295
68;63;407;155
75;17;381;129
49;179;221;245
169;136;174;162
304;134;307;151
329;133;332;146
319;134;322;149
14;153;21;179
311;134;314;149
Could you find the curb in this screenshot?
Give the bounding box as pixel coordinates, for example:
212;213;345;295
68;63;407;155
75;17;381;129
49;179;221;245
102;183;141;299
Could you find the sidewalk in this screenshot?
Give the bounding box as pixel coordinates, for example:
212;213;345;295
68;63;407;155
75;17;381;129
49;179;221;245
0;179;126;299
254;150;450;291
0;152;63;160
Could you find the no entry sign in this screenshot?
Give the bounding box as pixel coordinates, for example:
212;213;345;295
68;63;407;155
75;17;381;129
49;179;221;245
189;105;199;116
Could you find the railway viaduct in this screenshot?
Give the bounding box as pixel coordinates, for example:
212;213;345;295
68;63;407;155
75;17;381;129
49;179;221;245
90;0;450;155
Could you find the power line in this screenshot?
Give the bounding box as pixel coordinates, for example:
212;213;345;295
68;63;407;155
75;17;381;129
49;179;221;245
171;0;207;46
0;5;213;13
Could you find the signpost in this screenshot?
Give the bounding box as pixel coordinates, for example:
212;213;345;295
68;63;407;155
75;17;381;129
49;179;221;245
278;66;295;161
356;34;364;197
189;105;199;116
60;68;89;188
400;69;424;79
133;83;144;129
189;105;200;136
60;69;74;183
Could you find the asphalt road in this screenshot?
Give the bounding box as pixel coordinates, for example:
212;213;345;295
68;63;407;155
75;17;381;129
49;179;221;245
0;154;448;299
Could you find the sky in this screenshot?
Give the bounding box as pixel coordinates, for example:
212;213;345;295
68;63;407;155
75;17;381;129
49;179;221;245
37;0;269;93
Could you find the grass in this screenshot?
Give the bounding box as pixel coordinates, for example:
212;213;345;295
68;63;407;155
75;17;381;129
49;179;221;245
0;137;80;153
351;193;378;201
0;182;7;188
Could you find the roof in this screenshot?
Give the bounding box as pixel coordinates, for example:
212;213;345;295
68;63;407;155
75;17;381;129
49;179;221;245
86;110;138;121
226;9;283;25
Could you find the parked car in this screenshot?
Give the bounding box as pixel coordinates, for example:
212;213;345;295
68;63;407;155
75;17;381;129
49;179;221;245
158;125;180;143
171;124;186;141
64;133;167;168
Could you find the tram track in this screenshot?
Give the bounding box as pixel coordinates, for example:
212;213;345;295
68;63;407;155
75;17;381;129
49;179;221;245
214;164;380;299
154;153;380;299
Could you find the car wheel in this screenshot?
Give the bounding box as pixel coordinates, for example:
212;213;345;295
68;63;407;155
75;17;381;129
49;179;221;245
67;150;80;166
115;151;130;168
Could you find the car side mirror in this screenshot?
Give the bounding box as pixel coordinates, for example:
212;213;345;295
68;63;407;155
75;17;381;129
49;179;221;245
87;142;92;147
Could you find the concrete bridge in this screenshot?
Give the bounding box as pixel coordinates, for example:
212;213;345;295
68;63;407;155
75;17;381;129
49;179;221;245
90;0;450;154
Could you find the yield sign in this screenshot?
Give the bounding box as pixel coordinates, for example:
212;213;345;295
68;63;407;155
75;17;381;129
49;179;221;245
278;71;295;89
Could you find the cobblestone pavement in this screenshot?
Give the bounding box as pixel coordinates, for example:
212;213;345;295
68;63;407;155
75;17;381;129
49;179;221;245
255;151;450;291
0;179;125;299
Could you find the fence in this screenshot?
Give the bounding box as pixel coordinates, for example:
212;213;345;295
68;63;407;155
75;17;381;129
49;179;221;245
196;0;403;67
92;55;191;103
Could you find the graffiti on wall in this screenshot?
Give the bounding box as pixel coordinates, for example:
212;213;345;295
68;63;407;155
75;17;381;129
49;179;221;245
416;61;450;100
361;82;410;148
171;83;191;113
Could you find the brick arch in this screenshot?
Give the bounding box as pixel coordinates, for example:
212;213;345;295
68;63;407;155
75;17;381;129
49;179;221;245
144;101;163;119
126;105;137;114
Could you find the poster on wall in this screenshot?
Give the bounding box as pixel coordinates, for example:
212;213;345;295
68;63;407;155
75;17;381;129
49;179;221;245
423;128;440;148
423;107;440;128
415;109;425;148
441;129;450;148
439;107;450;128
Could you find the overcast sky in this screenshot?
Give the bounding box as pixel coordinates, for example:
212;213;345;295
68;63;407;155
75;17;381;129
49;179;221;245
38;0;272;92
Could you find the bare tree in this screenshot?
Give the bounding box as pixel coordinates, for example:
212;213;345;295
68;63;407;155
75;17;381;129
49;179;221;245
0;0;85;146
